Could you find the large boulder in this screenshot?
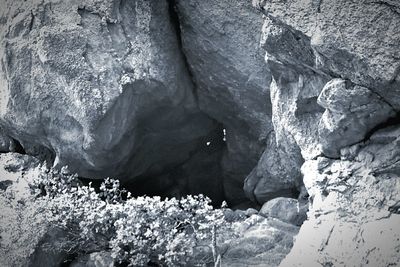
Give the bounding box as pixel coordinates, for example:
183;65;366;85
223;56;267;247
0;0;217;183
250;0;399;205
175;0;272;205
244;131;303;204
259;197;308;226
318;78;395;157
243;17;327;204
191;213;299;267
260;16;330;160
256;0;400;110
221;215;299;267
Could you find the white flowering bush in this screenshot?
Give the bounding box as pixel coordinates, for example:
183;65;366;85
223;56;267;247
32;167;227;266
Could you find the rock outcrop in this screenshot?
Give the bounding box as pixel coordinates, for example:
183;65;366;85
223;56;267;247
281;125;400;266
256;0;400;109
0;0;217;185
253;0;400;265
1;0;399;265
249;0;400;203
175;0;273;205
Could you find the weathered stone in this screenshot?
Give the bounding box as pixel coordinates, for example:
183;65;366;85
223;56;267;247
175;0;272;205
244;131;303;204
259;197;308;226
192;214;299;267
0;0;217;184
255;3;399;206
243;17;326;205
318;78;395;157
256;0;400;110
281;125;400;266
222;215;299;267
244;208;258;217
260;17;330;160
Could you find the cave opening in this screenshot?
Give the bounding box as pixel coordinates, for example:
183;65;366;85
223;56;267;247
76;122;229;208
120;122;227;207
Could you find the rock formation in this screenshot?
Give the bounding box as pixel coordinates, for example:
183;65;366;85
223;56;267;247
282;125;400;266
0;0;399;266
175;0;273;205
0;0;218;190
255;0;400;265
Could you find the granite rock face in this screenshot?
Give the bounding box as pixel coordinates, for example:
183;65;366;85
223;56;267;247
244;131;303;204
257;0;400;109
257;0;400;158
0;0;400;265
0;0;304;206
254;0;400;265
281;125;400;266
318;78;395;157
0;0;217;184
248;0;400;204
175;0;273;205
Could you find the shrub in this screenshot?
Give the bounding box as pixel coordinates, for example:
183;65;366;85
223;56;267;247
32;167;227;266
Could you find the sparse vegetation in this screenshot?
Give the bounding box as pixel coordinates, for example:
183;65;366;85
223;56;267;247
32;166;226;266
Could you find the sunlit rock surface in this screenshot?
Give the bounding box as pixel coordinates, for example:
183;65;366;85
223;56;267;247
254;0;400;265
282;126;400;266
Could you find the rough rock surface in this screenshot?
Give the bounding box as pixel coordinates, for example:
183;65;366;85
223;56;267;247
0;153;57;267
244;131;303;204
250;0;400;204
317;78;395;157
253;1;400;265
192;213;299;267
175;0;273;205
257;0;400;110
259;197;307;226
0;0;217;183
257;0;399;156
221;215;299;267
281;125;400;266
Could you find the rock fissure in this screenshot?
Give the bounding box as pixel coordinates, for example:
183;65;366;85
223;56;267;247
364;112;400;142
167;0;200;104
